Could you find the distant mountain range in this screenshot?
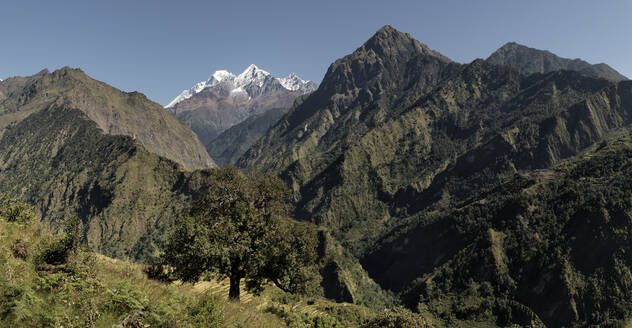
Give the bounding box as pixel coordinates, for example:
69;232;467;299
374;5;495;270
166;65;317;109
165;65;317;166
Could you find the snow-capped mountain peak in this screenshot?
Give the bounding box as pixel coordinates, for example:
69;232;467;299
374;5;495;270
166;65;317;108
235;64;271;88
279;73;307;91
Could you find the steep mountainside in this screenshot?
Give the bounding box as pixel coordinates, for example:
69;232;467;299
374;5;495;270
364;135;632;327
0;68;215;170
238;25;455;172
0;68;221;257
0;67;388;305
166;65;317;146
239;26;629;255
237;26;632;321
0;104;186;257
207;107;287;166
487;42;628;82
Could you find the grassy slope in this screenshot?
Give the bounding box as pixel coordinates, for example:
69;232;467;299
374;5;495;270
0;219;274;327
0;218;429;328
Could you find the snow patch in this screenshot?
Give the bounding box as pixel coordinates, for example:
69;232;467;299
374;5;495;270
230;86;250;99
165;89;193;108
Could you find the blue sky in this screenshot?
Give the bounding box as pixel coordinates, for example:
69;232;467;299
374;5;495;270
1;0;630;106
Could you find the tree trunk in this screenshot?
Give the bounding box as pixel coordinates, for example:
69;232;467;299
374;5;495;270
229;274;241;302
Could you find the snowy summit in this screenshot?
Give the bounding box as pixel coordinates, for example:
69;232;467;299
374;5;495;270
165;65;317;108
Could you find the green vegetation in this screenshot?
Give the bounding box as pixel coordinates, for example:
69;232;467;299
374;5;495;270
0;195;224;327
363;135;632;327
163;167;319;301
4;25;632;327
0;67;213;170
0;67;220;262
0;194;430;327
0;105;188;259
0;193;35;224
237;25;632;317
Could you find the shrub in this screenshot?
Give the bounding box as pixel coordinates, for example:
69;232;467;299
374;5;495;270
265;304;342;328
0;283;50;326
361;308;429;328
105;280;148;314
37;216;82;266
38;235;76;266
143;262;174;283
11;239;29;259
186;292;223;328
0;194;35;224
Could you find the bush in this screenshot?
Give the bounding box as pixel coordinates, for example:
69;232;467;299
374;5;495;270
143;262;174;283
37;216;82;266
38;235;76;266
11;239;29;259
361;308;429;328
265;304;342;328
0;194;35;224
105;280;148;314
186;292;223;328
0;283;50;326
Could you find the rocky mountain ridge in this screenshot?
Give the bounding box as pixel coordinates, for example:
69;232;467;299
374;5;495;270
0;67;220;258
236;25;632;325
165;65;317;110
487;41;628;82
0;67;215;170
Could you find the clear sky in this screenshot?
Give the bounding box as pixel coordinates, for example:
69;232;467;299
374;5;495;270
1;0;630;106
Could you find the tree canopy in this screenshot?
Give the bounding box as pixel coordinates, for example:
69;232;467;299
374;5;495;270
163;167;319;301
